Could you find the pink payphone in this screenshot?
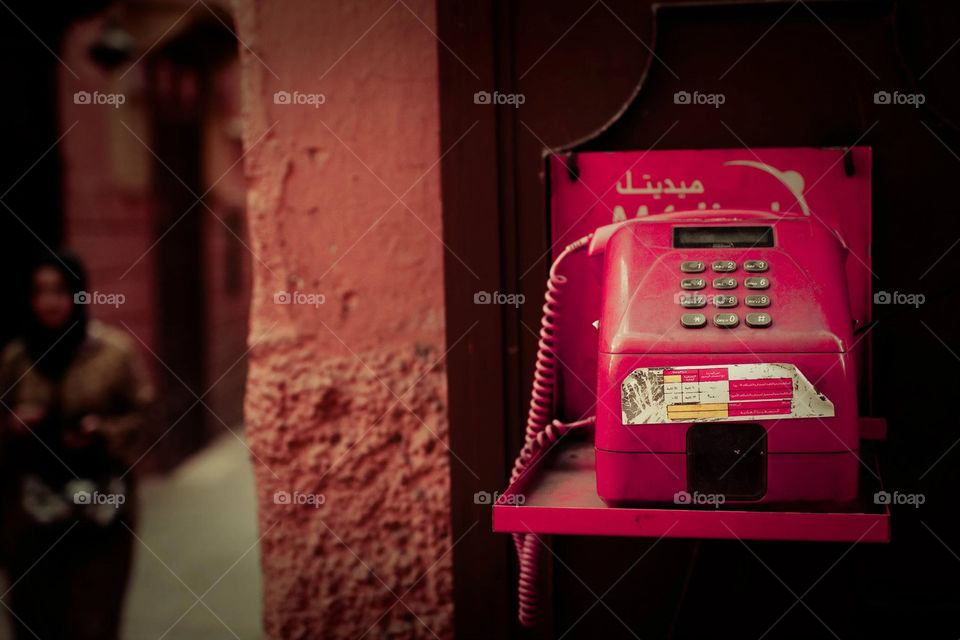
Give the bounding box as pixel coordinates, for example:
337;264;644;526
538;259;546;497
503;148;881;627
590;210;859;505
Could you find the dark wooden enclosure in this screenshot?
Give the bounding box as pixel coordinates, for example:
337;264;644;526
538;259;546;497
439;1;960;638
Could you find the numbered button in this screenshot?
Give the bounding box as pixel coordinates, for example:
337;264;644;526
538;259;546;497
713;312;739;328
712;260;737;272
714;294;738;308
681;278;706;290
681;261;705;273
746;312;772;328
744;260;769;272
745;294;770;308
680;294;706;308
744;277;770;289
681;313;707;328
713;277;737;290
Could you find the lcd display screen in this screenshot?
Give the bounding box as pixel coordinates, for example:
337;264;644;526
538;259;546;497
673;226;774;248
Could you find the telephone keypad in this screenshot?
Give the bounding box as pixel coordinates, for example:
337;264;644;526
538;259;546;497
746;312;772;328
712;260;737;272
713;277;737;290
678;257;772;328
713;312;739;328
681;313;707;328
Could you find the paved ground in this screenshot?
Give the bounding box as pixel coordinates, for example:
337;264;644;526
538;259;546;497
0;432;264;639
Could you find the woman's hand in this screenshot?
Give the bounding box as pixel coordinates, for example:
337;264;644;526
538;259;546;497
78;414;103;435
9;403;46;434
63;414;103;448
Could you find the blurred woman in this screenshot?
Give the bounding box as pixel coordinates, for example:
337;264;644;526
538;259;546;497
0;253;153;640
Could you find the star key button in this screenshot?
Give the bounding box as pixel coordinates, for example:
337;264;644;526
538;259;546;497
681;313;707;328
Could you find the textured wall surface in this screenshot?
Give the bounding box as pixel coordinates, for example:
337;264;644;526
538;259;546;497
233;1;452;638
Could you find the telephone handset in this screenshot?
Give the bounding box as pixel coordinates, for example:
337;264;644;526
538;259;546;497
510;209;860;626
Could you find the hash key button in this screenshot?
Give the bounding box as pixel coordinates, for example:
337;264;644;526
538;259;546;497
681;313;707;328
745;294;770;308
713;312;739;328
744;260;768;272
681;261;705;273
744;277;770;289
746;313;772;328
681;278;706;290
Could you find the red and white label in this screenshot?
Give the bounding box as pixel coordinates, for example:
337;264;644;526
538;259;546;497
622;363;834;424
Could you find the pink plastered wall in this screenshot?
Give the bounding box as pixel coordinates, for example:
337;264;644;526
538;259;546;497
233;1;452;638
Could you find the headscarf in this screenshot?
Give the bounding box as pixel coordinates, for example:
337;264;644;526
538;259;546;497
23;252;89;376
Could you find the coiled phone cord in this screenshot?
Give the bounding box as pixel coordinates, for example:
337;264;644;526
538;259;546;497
509;234;596;627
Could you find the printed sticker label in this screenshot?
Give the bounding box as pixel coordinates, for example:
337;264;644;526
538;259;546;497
621;363;834;424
